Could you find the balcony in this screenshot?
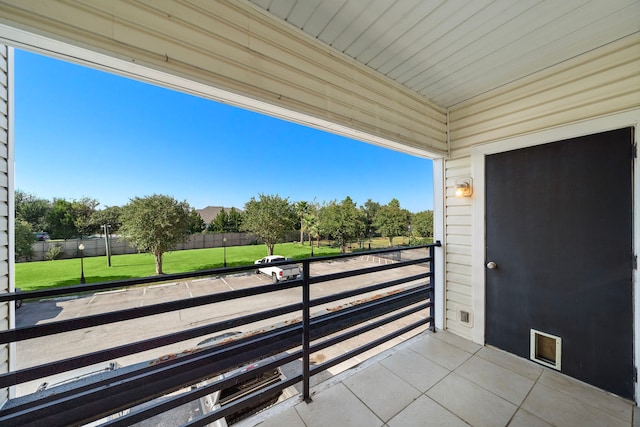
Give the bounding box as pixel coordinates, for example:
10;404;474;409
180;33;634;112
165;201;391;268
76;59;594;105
238;330;636;427
0;244;437;426
1;242;635;426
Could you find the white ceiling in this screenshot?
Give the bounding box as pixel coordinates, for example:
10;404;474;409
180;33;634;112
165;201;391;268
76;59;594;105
249;0;640;108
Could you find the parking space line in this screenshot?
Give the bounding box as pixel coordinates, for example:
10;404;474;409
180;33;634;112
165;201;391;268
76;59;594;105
185;282;193;298
148;283;177;289
221;277;234;290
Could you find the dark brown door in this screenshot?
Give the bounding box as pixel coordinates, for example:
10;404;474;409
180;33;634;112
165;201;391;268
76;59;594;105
485;128;634;399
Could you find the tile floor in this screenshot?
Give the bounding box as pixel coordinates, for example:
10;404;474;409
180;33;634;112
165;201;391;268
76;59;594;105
236;330;637;427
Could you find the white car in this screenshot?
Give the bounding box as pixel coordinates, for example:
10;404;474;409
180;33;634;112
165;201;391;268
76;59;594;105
254;255;301;282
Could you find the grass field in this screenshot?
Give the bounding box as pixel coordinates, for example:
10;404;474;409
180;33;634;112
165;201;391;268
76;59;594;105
15;236;430;292
15;242;341;292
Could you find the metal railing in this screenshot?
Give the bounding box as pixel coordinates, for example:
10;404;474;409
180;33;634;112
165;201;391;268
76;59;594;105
0;242;440;426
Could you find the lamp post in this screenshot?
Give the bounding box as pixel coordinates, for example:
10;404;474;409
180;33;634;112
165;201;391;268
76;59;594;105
103;224;112;267
223;237;227;268
78;243;86;284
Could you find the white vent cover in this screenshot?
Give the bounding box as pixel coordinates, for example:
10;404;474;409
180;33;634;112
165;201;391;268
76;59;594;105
530;329;562;370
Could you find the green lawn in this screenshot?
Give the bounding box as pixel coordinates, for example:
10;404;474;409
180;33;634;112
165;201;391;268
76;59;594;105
16;242;340;292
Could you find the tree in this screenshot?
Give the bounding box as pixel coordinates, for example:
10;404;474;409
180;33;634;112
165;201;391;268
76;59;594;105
72;197;100;236
303;211;320;247
209;209;229;233
187;209;206;234
227;207;244;232
15;220;35;261
294;200;310;244
90;205;123;234
412;210;434;238
360;199;380;240
15;190;51;232
242;194;296;256
301;202;319;246
120;194;192;274
374;198;411;246
319;196;365;253
47;199;78;239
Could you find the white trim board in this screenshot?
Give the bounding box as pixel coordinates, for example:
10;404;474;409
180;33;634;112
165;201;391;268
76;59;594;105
470;108;640;402
433;158;445;330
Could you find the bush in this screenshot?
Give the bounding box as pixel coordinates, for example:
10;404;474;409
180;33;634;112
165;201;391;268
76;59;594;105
45;245;64;261
15;220;35;261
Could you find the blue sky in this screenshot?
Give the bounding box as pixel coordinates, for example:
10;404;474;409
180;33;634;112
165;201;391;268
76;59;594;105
14;49;434;213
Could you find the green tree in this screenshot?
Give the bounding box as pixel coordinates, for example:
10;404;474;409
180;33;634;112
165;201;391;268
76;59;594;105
120;194;192;274
303;211;319;247
412;210;434;238
301;202;319;246
15;190;51;232
227;207;244;232
90;205;123;234
374;198;411;246
15;220;35;261
319;196;365;253
187;209;206;234
242;194;296;256
72;197;100;236
47;199;78;239
360;199;380;240
209;209;229;233
294;200;310;244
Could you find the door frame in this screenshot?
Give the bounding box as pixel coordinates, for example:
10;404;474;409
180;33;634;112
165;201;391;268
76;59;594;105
470;108;640;400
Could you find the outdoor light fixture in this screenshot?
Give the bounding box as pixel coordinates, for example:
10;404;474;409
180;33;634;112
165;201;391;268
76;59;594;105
223;237;227;268
78;243;86;284
455;179;473;198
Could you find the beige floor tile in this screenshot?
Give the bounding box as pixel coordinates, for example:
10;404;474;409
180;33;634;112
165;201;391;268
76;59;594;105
455;355;535;405
248;406;307;427
343;362;421;422
430;330;482;354
408;334;472;370
387;395;468;427
476;346;543;381
508;409;553;427
522;382;629;427
427;373;517;427
538;369;633;423
379;347;450;392
295;382;383;427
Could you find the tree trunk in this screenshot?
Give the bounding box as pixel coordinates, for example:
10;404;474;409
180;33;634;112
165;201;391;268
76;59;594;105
154;252;163;275
388;236;394;247
300;230;304;244
267;242;275;256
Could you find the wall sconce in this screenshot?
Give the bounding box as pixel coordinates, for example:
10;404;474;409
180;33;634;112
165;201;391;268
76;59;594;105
455;178;473;198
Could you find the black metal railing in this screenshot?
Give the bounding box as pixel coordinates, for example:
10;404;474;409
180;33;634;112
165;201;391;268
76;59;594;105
0;242;440;427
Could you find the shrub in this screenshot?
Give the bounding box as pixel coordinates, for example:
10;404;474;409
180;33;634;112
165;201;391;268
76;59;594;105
15;220;35;261
46;245;64;261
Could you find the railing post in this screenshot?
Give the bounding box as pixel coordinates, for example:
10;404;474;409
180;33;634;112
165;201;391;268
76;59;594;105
302;259;312;403
429;242;441;333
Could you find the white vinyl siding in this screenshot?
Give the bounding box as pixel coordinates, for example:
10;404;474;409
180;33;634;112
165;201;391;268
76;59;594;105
444;33;640;342
0;43;9;407
443;156;473;339
0;0;447;157
449;33;640;152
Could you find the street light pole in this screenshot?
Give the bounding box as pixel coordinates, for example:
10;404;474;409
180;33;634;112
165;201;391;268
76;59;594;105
78;242;86;284
223;237;227;268
103;224;111;267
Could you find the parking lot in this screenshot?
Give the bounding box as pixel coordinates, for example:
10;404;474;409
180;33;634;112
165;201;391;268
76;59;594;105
15;255;432;398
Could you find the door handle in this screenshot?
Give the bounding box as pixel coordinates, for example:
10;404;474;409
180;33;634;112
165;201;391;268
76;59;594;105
486;262;497;269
